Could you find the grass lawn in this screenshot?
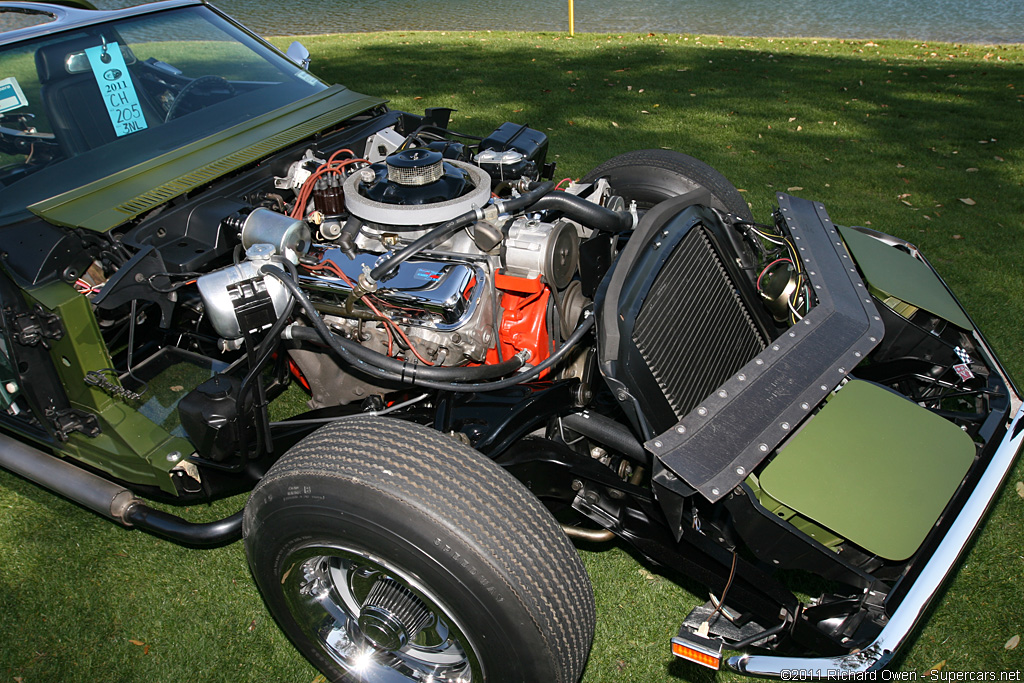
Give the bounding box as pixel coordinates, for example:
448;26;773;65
2;30;1023;683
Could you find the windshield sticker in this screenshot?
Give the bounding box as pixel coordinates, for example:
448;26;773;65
84;41;148;137
295;70;319;86
0;77;28;114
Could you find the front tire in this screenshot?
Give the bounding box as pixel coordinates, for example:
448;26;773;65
244;416;595;683
582;148;753;220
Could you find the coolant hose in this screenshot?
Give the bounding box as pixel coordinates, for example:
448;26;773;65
262;266;527;381
561;411;647;464
529;192;634;233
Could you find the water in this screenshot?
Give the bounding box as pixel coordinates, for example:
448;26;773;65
91;0;1024;44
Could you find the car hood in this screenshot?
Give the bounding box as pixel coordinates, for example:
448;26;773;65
27;84;384;232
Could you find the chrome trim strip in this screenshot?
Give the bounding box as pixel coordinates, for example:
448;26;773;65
728;402;1024;677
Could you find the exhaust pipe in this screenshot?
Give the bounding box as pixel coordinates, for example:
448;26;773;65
0;430;241;547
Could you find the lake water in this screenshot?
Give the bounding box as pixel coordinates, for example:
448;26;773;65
91;0;1024;44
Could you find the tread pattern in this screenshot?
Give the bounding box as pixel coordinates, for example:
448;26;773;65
245;417;595;683
582;148;753;220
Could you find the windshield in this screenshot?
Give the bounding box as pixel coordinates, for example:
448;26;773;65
0;4;326;212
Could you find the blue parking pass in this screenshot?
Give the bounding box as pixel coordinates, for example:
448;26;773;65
84;41;148;137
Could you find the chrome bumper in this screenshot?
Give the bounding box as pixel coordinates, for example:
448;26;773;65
728;402;1024;677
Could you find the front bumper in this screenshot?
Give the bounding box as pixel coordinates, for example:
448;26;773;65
728;402;1024;676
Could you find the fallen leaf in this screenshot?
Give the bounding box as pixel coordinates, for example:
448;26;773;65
896;163;905;168
952;235;963;240
611;122;619;128
144;644;150;655
966;167;979;172
925;660;947;675
796;125;803;131
170;385;184;392
994;156;1005;161
312;676;329;683
129;639;145;647
959;198;976;205
787;186;803;191
1016;481;1024;498
898;193;912;199
788;117;797;122
413;96;422;100
901;200;913;207
616;659;628;672
248;619;257;632
1007;634;1021;650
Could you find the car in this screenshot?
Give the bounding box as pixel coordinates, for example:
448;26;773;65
1;1;1022;681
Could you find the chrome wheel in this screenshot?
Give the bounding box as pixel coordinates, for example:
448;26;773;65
282;544;482;682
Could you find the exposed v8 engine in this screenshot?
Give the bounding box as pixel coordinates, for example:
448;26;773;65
193;121;597;406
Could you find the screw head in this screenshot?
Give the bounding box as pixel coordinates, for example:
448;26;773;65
166;451;182;463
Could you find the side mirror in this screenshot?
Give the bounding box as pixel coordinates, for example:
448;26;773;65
286;41;311;70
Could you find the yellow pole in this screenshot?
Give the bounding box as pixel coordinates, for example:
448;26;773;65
568;0;575;35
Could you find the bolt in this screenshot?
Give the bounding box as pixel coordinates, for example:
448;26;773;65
676;425;686;434
735;466;745;476
617;389;629;401
654;440;663;448
758;443;769;452
166;451;182;463
697;407;708;416
571;479;583;491
4;382;17;394
717;390;728;399
781;422;790;430
711;488;720;496
800;402;810;410
737;373;746;382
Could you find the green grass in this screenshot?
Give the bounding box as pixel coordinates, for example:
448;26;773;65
2;31;1023;683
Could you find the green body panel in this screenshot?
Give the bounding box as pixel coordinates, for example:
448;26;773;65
746;475;844;550
25;283;191;493
29;85;385;232
838;225;972;329
759;380;976;561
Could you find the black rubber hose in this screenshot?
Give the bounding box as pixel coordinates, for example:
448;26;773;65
124;505;243;547
286;325;524;381
368;181;556;283
561;411;647;464
385;310;595;393
529;192;634;233
263;266;527;381
305;309;594;394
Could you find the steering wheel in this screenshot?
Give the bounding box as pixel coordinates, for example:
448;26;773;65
164;75;236;122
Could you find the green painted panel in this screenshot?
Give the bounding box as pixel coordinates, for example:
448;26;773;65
759;380;975;561
838;225;972;330
29;86;384;232
25;282;193;493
